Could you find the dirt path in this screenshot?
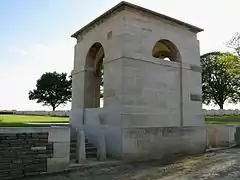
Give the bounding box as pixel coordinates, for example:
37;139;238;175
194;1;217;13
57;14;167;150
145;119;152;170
31;148;240;180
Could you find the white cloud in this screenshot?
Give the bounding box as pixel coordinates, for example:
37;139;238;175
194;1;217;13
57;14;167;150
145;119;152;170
7;47;27;55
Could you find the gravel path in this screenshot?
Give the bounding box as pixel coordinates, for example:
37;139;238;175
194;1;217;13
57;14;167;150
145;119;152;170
31;148;240;180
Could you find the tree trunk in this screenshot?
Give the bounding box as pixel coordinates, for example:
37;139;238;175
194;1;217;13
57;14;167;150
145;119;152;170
52;106;56;111
219;103;224;109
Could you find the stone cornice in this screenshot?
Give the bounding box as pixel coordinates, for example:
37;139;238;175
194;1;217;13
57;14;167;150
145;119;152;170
71;1;203;39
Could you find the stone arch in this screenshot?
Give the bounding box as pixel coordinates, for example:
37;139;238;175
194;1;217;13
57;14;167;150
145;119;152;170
152;39;181;62
85;42;105;108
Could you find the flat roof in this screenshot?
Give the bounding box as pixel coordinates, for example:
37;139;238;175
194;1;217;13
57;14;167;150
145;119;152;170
71;1;203;38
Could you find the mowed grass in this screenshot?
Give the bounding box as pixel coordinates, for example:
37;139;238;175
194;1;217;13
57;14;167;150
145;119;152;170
205;115;240;119
205;115;240;124
206;121;240;124
1;114;240;127
0;114;69;127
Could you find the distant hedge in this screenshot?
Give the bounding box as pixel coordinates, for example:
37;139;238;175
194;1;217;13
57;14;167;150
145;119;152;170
0;111;14;115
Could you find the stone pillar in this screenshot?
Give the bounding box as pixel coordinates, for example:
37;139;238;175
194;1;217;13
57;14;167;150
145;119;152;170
206;128;209;149
93;76;101;108
97;129;106;161
70;70;86;128
77;130;86;162
71;66;99;126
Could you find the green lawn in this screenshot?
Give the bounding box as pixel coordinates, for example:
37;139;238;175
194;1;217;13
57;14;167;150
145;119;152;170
205;115;240;124
0;114;69;127
205;115;240;119
1;114;240;127
205;121;240;124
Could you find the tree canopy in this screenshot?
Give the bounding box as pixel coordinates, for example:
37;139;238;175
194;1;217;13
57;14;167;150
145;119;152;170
201;51;240;109
226;32;240;57
29;72;72;111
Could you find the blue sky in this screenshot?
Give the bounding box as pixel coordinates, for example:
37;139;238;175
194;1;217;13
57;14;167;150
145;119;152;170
0;0;239;110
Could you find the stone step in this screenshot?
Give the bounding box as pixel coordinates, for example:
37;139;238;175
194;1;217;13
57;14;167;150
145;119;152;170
69;139;88;145
70;137;98;160
86;151;97;158
85;140;97;158
70;142;95;149
86;142;96;148
86;146;97;152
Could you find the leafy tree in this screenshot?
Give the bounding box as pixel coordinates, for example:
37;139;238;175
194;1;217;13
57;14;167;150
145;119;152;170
226;32;240;57
29;72;72;111
96;60;104;98
201;52;240;109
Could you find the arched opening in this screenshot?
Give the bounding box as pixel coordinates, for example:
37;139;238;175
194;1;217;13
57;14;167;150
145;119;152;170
152;39;181;62
85;42;104;108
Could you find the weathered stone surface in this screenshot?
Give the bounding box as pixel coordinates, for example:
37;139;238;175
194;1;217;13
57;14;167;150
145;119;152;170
26;148;240;180
76;131;86;162
70;1;205;160
53;142;70;158
47;157;69;173
0;132;51;178
122;126;205;160
97;130;106;161
48;127;70;142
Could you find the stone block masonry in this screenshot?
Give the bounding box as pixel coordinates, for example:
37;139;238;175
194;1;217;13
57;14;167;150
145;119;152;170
0;132;51;179
0;127;70;179
71;1;205;160
122;126;206;160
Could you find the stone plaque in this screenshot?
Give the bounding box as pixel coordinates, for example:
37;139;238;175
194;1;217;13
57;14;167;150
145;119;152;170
31;146;47;151
190;94;202;102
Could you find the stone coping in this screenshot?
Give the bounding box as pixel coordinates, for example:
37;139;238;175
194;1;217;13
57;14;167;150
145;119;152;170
71;1;203;38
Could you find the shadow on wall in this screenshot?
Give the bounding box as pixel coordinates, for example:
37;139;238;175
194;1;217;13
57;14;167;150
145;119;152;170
206;124;240;149
235;127;240;146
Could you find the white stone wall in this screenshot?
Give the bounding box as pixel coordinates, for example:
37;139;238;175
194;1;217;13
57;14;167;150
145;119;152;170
121;57;181;127
71;5;205;160
47;127;71;173
122;10;199;65
122;126;206;160
13;110;70;117
70;11;126;128
119;10;203;129
205;124;237;148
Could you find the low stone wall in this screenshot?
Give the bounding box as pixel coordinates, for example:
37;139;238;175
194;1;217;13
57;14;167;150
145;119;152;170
203;109;240;116
6;109;240;117
205;124;239;148
122;126;206;160
13;110;70;117
82;113;240;161
0;127;70;179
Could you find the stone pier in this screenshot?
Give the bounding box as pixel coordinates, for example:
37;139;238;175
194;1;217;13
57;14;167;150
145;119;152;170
70;1;206;160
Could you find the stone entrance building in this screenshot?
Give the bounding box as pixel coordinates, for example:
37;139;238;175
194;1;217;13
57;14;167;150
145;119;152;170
70;1;206;160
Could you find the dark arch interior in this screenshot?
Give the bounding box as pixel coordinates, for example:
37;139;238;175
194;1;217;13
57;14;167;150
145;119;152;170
152;39;181;62
85;42;105;108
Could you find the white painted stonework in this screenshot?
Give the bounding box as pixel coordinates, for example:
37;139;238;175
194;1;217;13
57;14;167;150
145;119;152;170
70;1;206;160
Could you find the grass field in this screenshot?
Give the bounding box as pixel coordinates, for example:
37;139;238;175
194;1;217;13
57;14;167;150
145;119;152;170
0;114;240;127
205;115;240;119
205;115;240;124
205;121;240;124
0;114;69;127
